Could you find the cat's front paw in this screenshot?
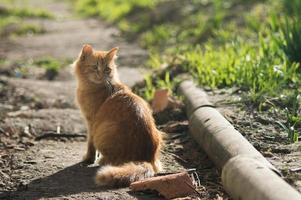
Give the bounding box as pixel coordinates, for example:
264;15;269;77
97;157;109;166
82;154;95;164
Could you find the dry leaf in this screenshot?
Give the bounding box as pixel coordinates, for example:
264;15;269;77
151;89;169;113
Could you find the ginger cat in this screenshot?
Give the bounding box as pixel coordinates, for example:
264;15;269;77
74;44;162;187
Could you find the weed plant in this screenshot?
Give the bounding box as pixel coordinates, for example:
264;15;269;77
75;0;301;142
0;2;52;36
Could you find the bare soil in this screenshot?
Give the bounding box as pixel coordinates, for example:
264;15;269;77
0;0;228;199
209;89;301;193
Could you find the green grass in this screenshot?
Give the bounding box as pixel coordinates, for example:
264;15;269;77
137;71;179;101
11;57;68;80
0;6;53;18
75;0;301;143
14;23;45;36
75;0;155;22
34;57;62;80
278;18;301;64
33;57;62;72
0;2;53;36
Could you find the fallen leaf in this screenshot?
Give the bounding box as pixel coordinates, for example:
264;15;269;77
151;89;169;113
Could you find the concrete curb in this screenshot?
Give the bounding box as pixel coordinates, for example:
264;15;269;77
222;156;301;200
178;80;301;200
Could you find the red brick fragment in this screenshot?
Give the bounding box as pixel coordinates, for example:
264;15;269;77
130;172;197;199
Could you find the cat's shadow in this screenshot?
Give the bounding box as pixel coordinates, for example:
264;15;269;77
2;163;100;199
2;162;161;200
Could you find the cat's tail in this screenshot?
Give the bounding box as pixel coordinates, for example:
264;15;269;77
95;160;161;187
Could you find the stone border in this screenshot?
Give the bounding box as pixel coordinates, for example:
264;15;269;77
178;80;301;200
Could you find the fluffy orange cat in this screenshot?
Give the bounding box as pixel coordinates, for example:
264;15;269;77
74;44;162;187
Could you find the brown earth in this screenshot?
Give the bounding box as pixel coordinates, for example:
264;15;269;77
208;89;301;193
0;0;228;199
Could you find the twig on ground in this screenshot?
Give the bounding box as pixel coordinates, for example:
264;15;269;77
163;150;188;163
35;131;86;141
184;180;203;197
156;168;197;176
290;167;301;172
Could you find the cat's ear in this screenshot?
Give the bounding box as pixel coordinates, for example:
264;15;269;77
80;44;93;61
105;47;119;63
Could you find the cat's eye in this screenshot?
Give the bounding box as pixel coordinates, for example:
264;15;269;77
104;67;111;74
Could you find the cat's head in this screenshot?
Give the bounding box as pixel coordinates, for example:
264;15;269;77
75;44;119;84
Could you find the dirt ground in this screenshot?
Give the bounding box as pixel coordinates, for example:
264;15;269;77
209;90;301;193
0;0;228;199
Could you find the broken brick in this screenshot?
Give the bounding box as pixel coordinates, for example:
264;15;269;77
130;172;197;199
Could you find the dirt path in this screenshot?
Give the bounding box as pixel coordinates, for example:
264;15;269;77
0;1;227;199
0;0;147;86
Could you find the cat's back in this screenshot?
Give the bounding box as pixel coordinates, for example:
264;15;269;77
94;85;160;158
98;86;153;123
93;85;161;164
